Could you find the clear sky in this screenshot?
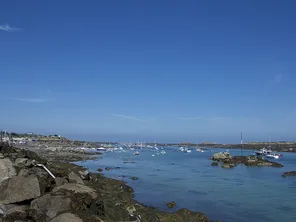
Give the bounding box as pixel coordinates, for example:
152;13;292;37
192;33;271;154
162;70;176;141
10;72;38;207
1;0;296;143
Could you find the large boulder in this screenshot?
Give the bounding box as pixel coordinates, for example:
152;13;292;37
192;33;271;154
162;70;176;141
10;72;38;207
3;205;28;221
52;183;97;199
211;152;232;161
0;158;16;183
0;176;41;204
30;194;71;221
14;158;29;168
78;169;90;180
54;177;68;186
50;213;83;222
68;172;84;184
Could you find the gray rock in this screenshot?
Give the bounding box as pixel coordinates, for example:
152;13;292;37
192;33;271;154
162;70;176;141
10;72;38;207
54;177;68;186
53;183;98;199
15;158;29;168
221;163;235;168
211;152;232;161
0;176;41;204
4;205;28;221
68;171;84;184
0;203;15;215
0;154;4;159
50;213;83;222
0;158;17;183
25;159;35;167
30;194;71;221
78;169;90;180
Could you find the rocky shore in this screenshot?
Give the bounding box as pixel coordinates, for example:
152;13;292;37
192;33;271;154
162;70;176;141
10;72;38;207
0;143;211;222
210;152;284;168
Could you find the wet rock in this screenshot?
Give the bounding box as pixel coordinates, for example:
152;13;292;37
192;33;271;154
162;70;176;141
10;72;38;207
50;213;83;222
3;205;28;221
0;158;16;183
210;152;232;161
0;176;41;204
281;171;296;178
0;154;4;159
68;171;84;184
131;177;138;180
30;194;71;221
54;177;68;186
221;163;235;169
158;208;210;222
97;168;103;172
14;158;29;168
165;201;176;209
105;167;112;171
78;169;90;180
211;162;218;166
52;183;98;199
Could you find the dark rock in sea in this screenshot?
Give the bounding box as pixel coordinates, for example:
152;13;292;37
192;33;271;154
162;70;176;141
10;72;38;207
105;167;112;171
131;177;138;180
97;168;103;172
281;171;296;178
211;161;219;166
115;167;121;169
165;201;176;209
210;153;284;169
221;163;235;169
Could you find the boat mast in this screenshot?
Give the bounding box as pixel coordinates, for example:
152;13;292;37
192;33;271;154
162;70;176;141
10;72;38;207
240;132;243;156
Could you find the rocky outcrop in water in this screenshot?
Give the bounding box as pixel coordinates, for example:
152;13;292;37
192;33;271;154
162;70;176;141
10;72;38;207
0;143;211;222
281;171;296;178
210;152;284;168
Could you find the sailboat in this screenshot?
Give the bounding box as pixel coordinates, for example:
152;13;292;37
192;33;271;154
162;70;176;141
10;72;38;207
196;140;205;152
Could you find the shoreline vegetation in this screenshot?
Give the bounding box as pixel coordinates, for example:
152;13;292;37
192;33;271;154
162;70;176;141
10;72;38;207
0;141;212;222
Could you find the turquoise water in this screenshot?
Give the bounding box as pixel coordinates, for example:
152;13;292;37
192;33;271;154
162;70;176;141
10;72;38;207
76;148;296;222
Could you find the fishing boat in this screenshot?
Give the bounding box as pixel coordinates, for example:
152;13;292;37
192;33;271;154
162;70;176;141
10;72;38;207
265;153;281;159
254;137;282;158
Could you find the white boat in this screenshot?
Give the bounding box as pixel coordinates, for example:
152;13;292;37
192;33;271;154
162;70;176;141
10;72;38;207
179;147;185;152
133;151;140;155
160;150;166;154
196;148;205;152
186;149;192;153
265;153;280;159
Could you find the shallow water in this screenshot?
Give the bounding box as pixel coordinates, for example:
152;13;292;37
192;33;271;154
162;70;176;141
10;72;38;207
76;148;296;222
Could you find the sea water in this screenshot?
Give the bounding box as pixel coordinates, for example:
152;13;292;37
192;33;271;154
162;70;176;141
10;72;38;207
75;148;296;222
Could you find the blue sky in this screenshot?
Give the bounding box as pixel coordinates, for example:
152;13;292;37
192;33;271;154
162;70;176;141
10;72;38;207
1;0;296;143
